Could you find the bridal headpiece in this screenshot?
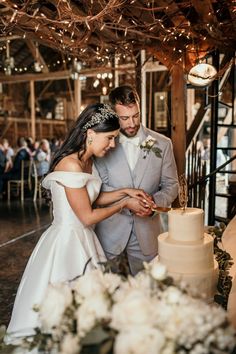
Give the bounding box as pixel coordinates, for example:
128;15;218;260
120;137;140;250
82;104;119;132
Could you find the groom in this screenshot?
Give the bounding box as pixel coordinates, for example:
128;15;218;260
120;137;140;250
94;85;179;275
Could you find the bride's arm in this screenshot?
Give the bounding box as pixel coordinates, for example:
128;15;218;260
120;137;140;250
65;186;141;226
65;187;154;226
95;188;153;206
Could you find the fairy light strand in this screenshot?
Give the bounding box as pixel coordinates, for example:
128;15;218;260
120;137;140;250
0;0;235;71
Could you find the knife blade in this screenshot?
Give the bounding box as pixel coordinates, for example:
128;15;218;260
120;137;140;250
151;206;172;213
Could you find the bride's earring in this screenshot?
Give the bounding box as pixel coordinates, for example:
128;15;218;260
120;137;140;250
87;137;93;145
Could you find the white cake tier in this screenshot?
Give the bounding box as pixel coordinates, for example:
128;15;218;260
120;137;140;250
158;232;214;273
167;260;219;302
168;207;204;242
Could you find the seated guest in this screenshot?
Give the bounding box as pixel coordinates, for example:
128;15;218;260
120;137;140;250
2;138;14;172
0;145;6;176
0;137;31;196
26;137;36;156
34;139;51;177
50;137;60;155
33;140;40;152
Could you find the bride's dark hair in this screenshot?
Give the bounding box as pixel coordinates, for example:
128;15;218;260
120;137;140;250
49;103;120;172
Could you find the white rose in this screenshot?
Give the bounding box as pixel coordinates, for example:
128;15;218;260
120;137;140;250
76;294;110;337
72;269;105;301
163;286;183;304
39;283;73;332
146;139;155;148
60;333;80;354
150;262;167;281
140;141;146;148
111;289;154;330
114;326;166;354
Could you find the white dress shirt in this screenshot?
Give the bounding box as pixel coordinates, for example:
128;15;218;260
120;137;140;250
119;133;140;170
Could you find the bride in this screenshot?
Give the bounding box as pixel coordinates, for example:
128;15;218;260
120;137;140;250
6;103;155;340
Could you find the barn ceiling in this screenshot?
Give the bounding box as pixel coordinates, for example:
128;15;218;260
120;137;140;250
0;0;235;76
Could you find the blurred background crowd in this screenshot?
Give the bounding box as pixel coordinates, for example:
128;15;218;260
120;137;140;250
0;136;63;199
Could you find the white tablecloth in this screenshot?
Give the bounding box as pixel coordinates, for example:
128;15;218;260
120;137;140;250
222;216;236;329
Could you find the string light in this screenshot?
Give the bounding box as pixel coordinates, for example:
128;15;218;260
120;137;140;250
0;0;234;72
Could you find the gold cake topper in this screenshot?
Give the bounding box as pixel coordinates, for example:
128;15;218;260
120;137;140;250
178;174;188;210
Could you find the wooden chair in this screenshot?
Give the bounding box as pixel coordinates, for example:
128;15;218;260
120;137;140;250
7;159;33;202
31;161;43;202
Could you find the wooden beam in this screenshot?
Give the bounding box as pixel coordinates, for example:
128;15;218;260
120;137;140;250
143;61;167;73
171;64;186;176
0;120;12;139
0;70;71;83
74;78;81;119
0;117;66;125
14;121;18;146
186;105;206;148
25;40;49;73
159;0;187;27
0;64;135;84
140;50;147;127
191;0;218;24
30;80;36;141
0;35;22;42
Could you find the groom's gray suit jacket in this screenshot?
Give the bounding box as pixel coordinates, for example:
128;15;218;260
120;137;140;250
94;125;178;256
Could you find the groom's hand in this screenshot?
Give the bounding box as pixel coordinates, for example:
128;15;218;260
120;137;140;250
135;197;158;217
127;198;154;217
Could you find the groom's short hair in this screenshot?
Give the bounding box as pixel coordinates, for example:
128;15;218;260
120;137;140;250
109;85;140;108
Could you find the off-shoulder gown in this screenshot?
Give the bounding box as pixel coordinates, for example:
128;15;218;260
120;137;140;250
6;169;106;339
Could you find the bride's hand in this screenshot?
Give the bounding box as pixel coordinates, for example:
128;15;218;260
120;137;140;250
124;197;154;216
126;188;156;208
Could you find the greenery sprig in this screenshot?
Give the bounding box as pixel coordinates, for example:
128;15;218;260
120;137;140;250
208;223;234;310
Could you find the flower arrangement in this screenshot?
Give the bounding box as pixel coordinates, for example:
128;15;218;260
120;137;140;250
8;262;236;354
140;135;162;158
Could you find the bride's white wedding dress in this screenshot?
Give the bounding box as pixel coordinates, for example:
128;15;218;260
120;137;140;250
6;169;106;340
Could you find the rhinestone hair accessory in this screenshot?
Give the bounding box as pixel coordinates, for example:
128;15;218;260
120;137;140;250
82;104;119;132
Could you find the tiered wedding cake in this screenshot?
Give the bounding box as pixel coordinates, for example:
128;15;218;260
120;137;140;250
158;207;218;301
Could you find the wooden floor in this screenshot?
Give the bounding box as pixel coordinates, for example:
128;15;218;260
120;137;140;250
0;199;52;327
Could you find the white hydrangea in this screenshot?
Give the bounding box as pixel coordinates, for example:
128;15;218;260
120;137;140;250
72;269;105;302
76;293;111;337
60;333;80;354
111;289;155;330
39;282;72;332
19;260;236;354
114;326;166;354
101;272;122;294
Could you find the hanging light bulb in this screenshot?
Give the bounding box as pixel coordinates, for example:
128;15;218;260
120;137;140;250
187;63;217;86
34;42;42;72
73;58;82;72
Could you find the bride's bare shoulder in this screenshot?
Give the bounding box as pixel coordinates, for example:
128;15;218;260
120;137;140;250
54;154;83;173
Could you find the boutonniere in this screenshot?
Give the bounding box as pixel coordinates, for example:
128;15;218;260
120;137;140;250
140;135;162;159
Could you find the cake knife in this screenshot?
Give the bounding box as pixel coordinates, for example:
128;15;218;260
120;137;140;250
151;206;172;213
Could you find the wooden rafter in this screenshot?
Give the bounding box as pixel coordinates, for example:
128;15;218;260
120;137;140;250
26;40;49;73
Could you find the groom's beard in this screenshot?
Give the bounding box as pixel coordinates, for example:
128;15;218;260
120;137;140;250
120;123;140;138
